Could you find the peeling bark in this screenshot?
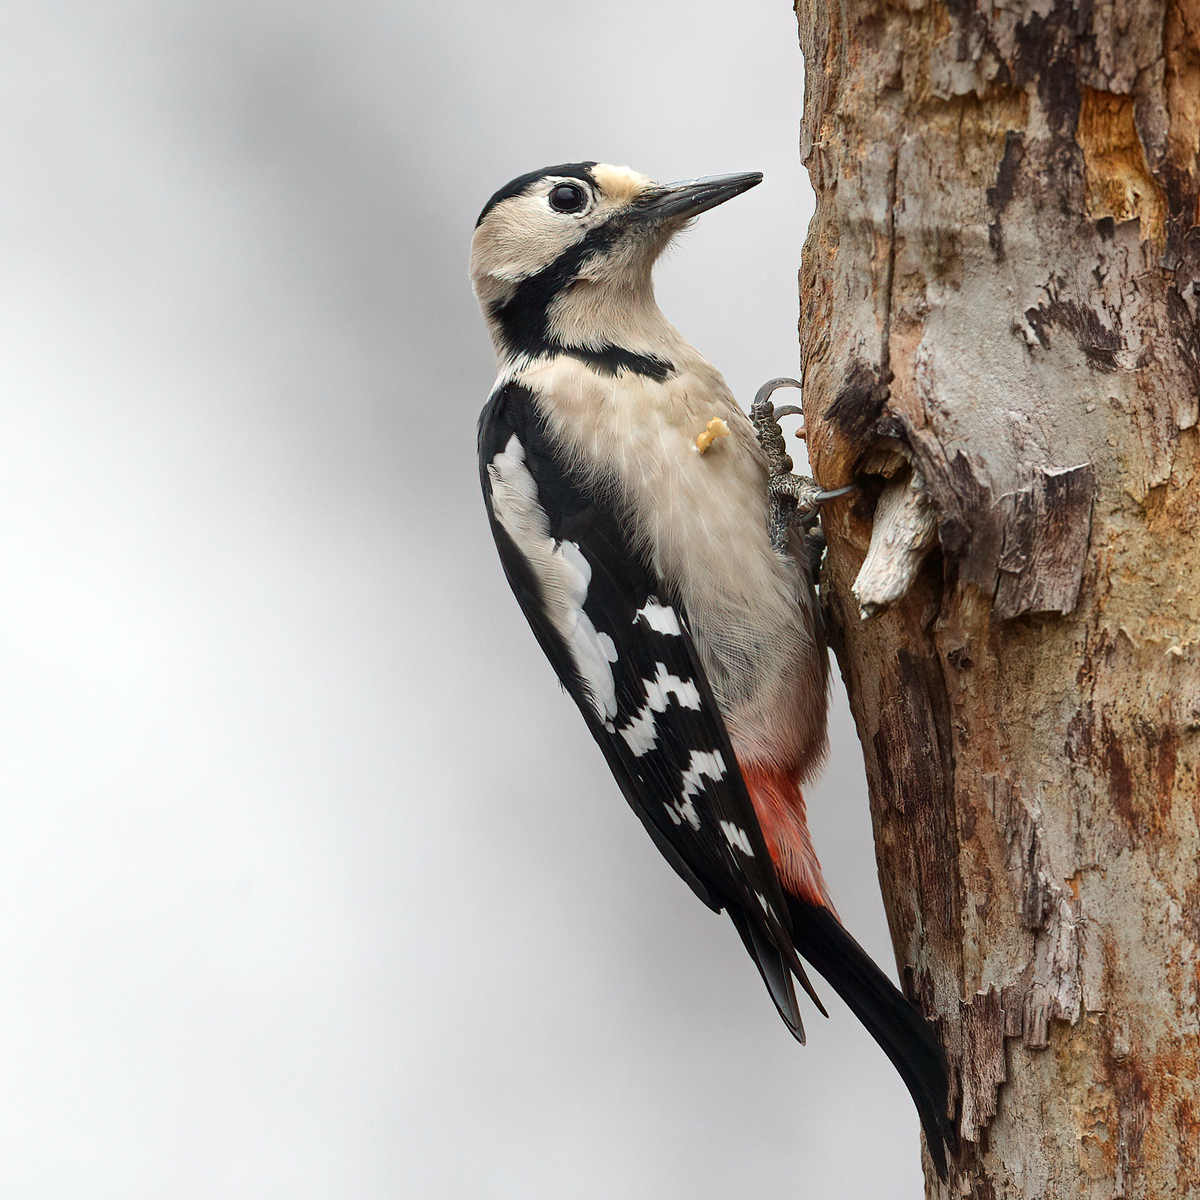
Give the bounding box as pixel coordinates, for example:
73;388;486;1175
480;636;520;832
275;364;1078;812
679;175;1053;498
993;464;1094;619
794;0;1200;1194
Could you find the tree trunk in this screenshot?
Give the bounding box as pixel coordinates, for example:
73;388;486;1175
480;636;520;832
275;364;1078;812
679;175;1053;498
793;1;1200;1195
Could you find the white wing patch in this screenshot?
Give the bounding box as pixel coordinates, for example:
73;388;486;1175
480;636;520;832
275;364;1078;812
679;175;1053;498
635;601;682;636
665;797;701;829
489;434;619;723
618;662;703;756
720;820;754;857
682;749;726;798
618;705;658;756
664;749;726;829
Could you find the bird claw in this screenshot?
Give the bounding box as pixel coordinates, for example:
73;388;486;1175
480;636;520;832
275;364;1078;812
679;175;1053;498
749;378;800;480
767;473;831;513
750;379;853;553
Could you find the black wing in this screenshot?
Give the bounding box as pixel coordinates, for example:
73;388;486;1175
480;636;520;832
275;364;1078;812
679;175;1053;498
478;379;819;1031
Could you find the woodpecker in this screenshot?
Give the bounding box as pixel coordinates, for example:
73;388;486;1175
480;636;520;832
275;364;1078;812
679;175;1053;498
472;162;955;1175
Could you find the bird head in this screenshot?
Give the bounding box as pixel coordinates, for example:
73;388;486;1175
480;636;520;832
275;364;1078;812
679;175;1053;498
471;162;761;367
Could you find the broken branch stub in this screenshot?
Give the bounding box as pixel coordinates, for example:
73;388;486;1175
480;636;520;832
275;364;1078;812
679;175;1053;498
852;468;939;618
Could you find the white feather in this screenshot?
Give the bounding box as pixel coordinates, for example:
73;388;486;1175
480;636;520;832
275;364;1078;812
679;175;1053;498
488;435;619;724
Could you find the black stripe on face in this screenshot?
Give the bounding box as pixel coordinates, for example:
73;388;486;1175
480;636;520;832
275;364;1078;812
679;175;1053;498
491;215;622;348
488;215;675;381
476;162;598;227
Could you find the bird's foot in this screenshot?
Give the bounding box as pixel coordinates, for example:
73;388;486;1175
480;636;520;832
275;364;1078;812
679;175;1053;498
750;378;853;554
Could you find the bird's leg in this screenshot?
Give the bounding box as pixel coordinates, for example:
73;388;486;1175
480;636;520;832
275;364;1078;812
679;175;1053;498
749;378;853;555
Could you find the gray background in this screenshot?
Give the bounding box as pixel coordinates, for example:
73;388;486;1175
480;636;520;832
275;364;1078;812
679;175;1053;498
2;1;925;1196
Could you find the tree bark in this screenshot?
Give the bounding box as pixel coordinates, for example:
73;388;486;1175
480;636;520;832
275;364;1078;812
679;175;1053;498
793;1;1200;1195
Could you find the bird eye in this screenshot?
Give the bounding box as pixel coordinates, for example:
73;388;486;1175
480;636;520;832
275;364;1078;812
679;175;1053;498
548;183;587;213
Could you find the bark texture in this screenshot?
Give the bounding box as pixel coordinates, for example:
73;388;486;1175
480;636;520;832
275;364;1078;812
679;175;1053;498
794;1;1200;1195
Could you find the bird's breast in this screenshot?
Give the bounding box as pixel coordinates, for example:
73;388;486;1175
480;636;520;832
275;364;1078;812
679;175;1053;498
521;355;830;776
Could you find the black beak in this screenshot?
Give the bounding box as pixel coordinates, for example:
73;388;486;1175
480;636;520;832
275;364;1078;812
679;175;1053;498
642;171;763;222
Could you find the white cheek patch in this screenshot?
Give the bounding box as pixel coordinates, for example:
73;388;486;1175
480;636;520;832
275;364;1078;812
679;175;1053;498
617;662;703;756
635;601;682;636
489;434;619;723
482;198;590;283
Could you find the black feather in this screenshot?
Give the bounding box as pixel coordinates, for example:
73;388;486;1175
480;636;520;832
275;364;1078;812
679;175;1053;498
728;907;812;1043
561;343;673;382
786;896;957;1179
